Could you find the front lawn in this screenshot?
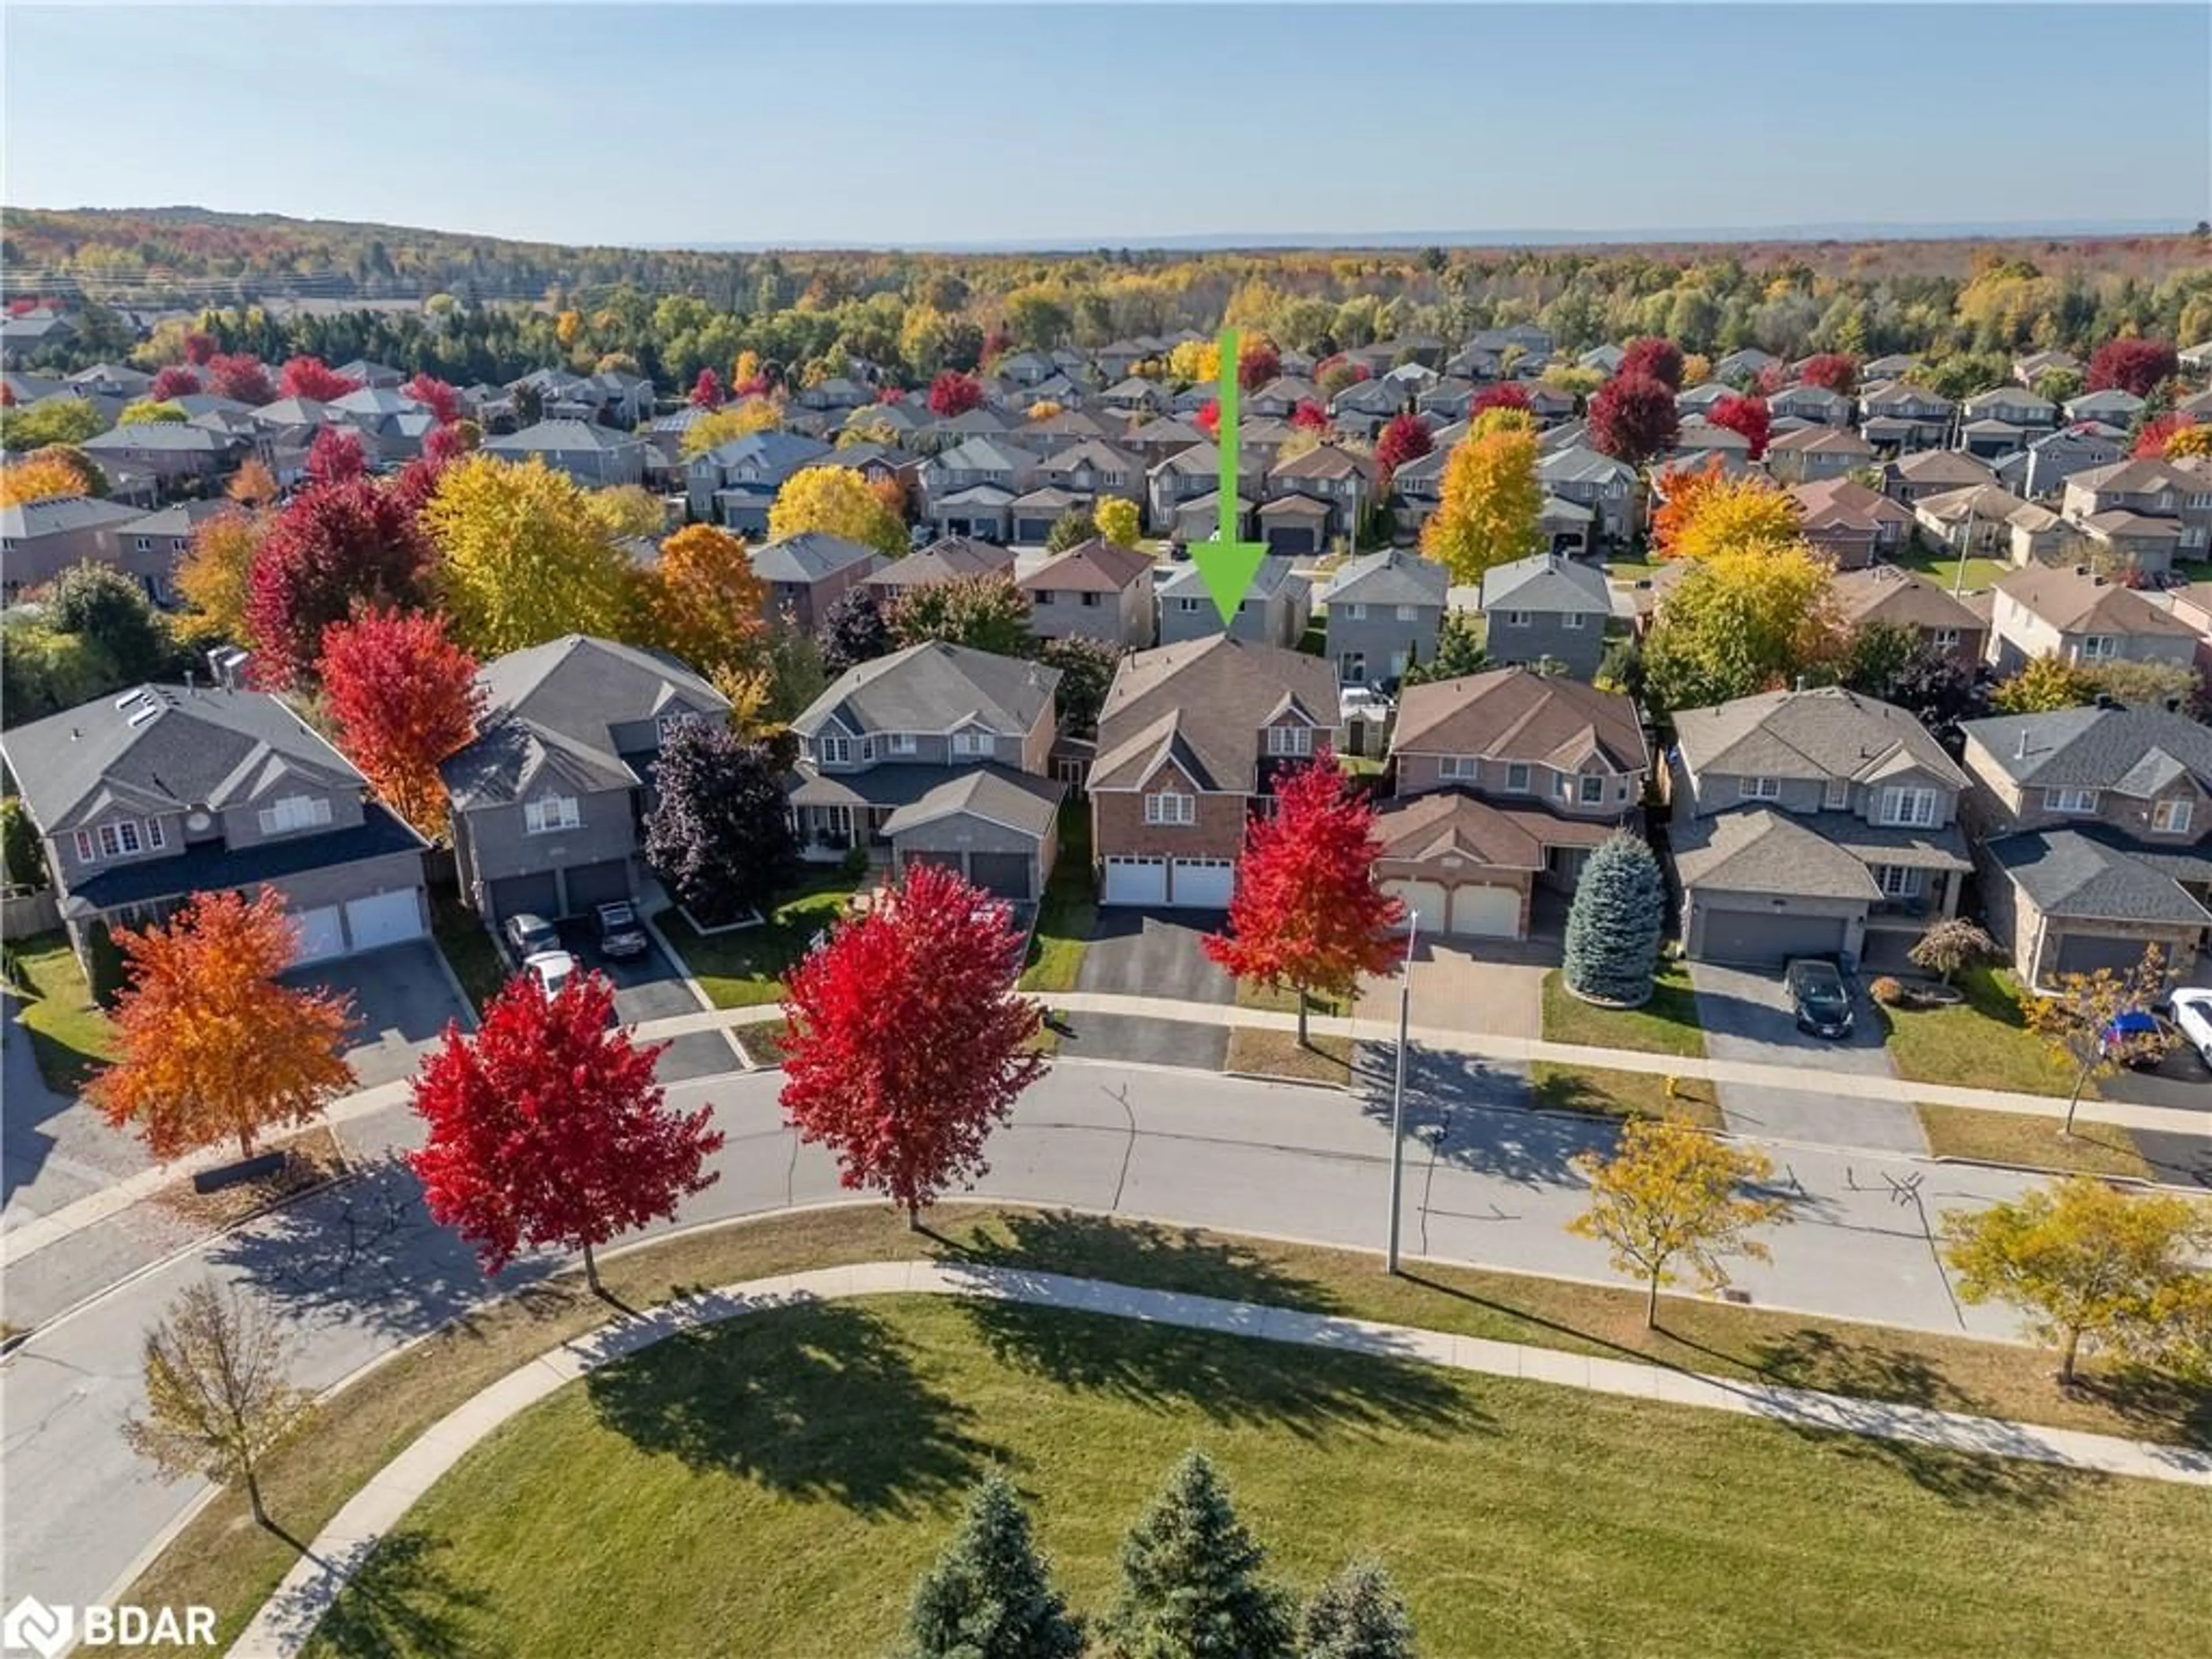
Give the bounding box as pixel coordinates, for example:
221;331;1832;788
429;891;507;1013
1916;1103;2152;1179
5;931;112;1093
1225;1027;1354;1086
1541;963;1706;1058
1530;1061;1722;1128
303;1294;2211;1659
1234;978;1349;1018
1888;544;2010;593
1019;804;1095;994
1880;965;2077;1097
658;872;862;1009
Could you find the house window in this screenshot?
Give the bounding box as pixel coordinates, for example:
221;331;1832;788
952;730;994;758
259;795;333;835
1876;865;1922;899
1395;604;1418;622
523;795;580;835
1503;609;1532;627
1177;597;1202;612
2153;799;2194;834
1561;612;1586;630
1339;652;1367;685
1739;777;1782;801
1033;589;1056;605
1578;775;1605;805
145;817;166;849
1441;756;1478;781
1081;590;1101;607
818;736;853;765
1824;778;1850;810
888;733;918;755
2044;787;2099;814
1932;628;1960;649
860;737;877;762
1267;725;1314;757
2079;635;2118;661
1879;787;1938;828
1145;790;1195;826
73;829;97;863
1505;763;1532;793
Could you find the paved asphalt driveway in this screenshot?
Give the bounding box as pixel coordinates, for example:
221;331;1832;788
1689;961;1928;1153
1069;910;1233;1065
284;940;472;1088
553;921;735;1082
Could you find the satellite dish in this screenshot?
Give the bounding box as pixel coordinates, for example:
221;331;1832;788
185;811;212;833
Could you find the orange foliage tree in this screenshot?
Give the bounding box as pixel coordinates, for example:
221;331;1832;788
86;891;357;1160
1649;456;1726;559
642;524;768;677
0;451;88;506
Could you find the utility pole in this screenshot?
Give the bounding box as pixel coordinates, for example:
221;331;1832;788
1384;915;1418;1274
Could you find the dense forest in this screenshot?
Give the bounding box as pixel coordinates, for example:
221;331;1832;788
7;207;2211;396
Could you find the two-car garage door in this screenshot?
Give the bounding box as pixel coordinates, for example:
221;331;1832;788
1100;857;1234;909
289;889;427;965
1696;908;1849;967
1384;880;1521;939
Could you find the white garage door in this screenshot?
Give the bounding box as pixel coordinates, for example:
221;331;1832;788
1387;879;1447;935
1448;884;1521;938
1101;856;1168;906
291;905;347;965
1170;859;1236;910
344;889;426;953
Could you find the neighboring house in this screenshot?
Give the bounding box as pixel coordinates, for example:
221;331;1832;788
1960;706;2212;984
1020;536;1156;647
2063;388;2148;428
1828;565;1988;671
1007;486;1089;546
1912;483;2062;564
1538;445;1638;544
1157;556;1311;649
67;362;155;401
335;359;407;390
784;641;1064;899
1149;442;1261;532
480;418;647;488
751;532;885;631
1887;449;1997;505
1661;417;1753;472
684;430;833;532
1669;687;1973;967
1787;477;1913;566
1857;381;1952;453
113;499;229;601
1376;668;1648;939
1476;551;1612;681
1101;376;1169;416
1766;384;1854;427
441;635;732;923
1035;438;1145;509
1087;635;1340;908
1260;444;1376;554
863;535;1015;605
1764;425;1876;486
1124;415;1207;468
79;421;247;490
1999;426;2128;502
1961;386;2058;436
1984;565;2199;674
2013;350;2082;385
1322;548;1450;688
0;684;430;972
2060;456;2212;574
0;495;152;600
1713;347;1780;382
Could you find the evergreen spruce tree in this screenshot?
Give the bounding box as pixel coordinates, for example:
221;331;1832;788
1298;1562;1416;1659
1104;1450;1294;1659
902;1474;1084;1659
1561;832;1665;1007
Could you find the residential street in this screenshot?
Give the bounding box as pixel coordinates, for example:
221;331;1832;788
2;1056;2052;1620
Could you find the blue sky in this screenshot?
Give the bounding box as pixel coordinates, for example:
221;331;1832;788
6;4;2207;247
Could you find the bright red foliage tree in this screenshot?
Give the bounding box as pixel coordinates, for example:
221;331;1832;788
306;427;368;486
1290;399;1330;430
206;353;275;406
1204;751;1406;1043
1237;338;1281;391
1619;336;1685;391
245;467;434;688
1373;412;1434;484
408;974;724;1294
928;370;986;417
1798;354;1861;395
278;356;363;403
1588;373;1680;466
779;861;1047;1228
689;368;725;410
1194;399;1221;439
149;365;202;401
403;373;460;426
317;608;482;835
1470;382;1533;419
1708;393;1772;460
2087;338;2179;398
2134;412;2201;457
182;330;217;367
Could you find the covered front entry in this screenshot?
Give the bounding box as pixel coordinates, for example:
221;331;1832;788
1698;907;1851;966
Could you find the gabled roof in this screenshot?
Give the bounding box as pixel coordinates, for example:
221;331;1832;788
1158;556;1306;603
1019;536;1153;594
1993;566;2193;636
1828;565;1984;633
2067;457;2189;497
1391;668;1646;773
1964;387;2057;416
1477;551;1611;616
482;418;641;456
865;535;1013;592
1894;450;1997;487
880;767;1064;840
691;430;832;476
751;531;884;585
1987;828;2212;926
1373;790;1547;872
1039;437;1142;475
1269;442;1374;482
1672;809;1884;900
1962;706;2212;792
1787;477;1913;527
1091;637;1339;796
0;494;146;539
81;422;238;454
1540;445;1636;487
1768;425;1874;456
329;386;426;419
933;435;1029;473
1674;686;1966;789
1324;548;1450;609
1;684;366;833
792;641;1058;739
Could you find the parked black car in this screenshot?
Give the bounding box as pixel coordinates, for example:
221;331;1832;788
1786;957;1854;1039
594;900;650;961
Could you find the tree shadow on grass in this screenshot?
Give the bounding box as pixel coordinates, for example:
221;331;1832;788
585;1300;991;1520
279;1530;503;1659
939;1208;1340;1315
2069;1366;2212;1451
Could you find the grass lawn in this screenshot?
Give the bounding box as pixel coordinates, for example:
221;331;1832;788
302;1293;2212;1659
729;1020;788;1070
98;1204;2212;1658
1234;979;1348;1018
1541;963;1706;1058
429;891;506;1013
1225;1027;1354;1086
658;872;861;1009
5;931;112;1093
1019;804;1096;995
1916;1103;2152;1179
1880;965;2077;1097
1530;1062;1722;1128
1888;544;2010;593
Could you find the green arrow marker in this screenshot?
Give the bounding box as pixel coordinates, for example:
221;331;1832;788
1193;325;1273;625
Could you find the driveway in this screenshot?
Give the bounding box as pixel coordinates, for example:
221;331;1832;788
1074;909;1234;1004
284;941;472;1089
552;921;735;1084
1688;961;1927;1153
2097;1046;2212;1113
1358;941;1544;1040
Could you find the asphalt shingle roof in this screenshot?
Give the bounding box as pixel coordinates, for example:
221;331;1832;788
1988;828;2212;925
1391;668;1646;774
791;642;1058;740
1674;687;1966;790
1961;707;2212;791
751;532;884;585
1672;809;1884;900
1323;549;1450;609
1478;551;1611;616
1090;637;1338;795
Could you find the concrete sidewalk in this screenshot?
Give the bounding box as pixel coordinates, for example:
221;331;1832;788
228;1258;2212;1658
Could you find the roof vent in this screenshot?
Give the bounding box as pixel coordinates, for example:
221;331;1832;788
2015;729;2030;761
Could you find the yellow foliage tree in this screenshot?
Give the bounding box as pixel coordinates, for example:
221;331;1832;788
643;524;768;676
1680;352;1713;387
2165;423;2212;459
731;349;763;388
226;458;279;509
174;509;264;645
0;452;87;506
1643;541;1840;713
1419;426;1542;585
555;309;582;347
1470;406;1537;439
1096;497;1142;548
679;397;783;458
768;464;908;558
425;456;638;657
1669;475;1802;565
583;484;665;540
1027;399;1065;421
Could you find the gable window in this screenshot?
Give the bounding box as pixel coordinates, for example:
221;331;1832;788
1561;612;1586;630
1145;790;1195;826
1441;756;1478;781
73;829;97;863
2044;787;2099;814
1879;786;1938;828
1177;597;1202;612
1503;609;1533;628
1395;604;1418;622
2078;635;2118;661
1505;762;1532;793
2153;798;2194;834
1876;865;1922;899
1932;628;1960;649
952;730;995;758
259;794;333;835
1824;778;1850;810
818;736;853;765
523;795;580;835
888;733;918;756
1738;777;1782;801
1266;725;1313;758
1578;774;1605;805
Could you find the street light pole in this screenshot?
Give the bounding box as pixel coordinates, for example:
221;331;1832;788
1385;914;1418;1274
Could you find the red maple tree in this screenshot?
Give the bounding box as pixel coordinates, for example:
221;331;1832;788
1470;382;1533;419
149;365;202;401
1238;338;1281;392
1194;399;1221;438
1798;353;1860;395
306;427;368;486
205;353;275;406
1707;393;1772;460
318;608;482;835
2087;338;2179;398
181;329;218;366
1290;399;1330;430
403;373;461;426
2134;412;2198;457
1373;412;1434;484
928;370;986;417
245;465;434;688
1204;751;1405;1043
1755;362;1791;396
278;356;363;403
779;861;1047;1227
689;368;725;409
1588;373;1680;466
1619;336;1685;391
408;973;724;1294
